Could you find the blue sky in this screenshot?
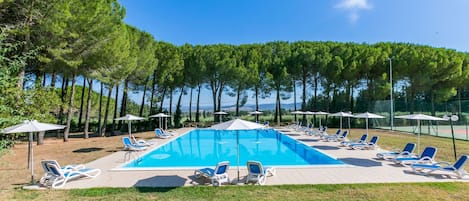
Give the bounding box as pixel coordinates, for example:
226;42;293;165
117;0;469;109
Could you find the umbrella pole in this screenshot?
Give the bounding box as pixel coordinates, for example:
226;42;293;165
450;119;457;160
29;132;34;183
366;118;369;134
340;117;342;131
237;131;240;183
27;132;31;170
128;121;132;139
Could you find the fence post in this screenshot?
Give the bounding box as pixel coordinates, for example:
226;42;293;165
466;120;468;140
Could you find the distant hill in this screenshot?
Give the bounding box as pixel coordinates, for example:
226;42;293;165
180;103;301;112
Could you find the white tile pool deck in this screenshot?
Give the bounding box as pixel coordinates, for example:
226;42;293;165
62;127;469;189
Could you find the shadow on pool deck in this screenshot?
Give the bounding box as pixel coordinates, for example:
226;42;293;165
134;175;187;187
312;145;341;150
298;138;320;142
339;158;383;167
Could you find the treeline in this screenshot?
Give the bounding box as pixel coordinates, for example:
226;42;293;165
1;1;469;142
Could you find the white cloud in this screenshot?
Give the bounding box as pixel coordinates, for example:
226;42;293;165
335;0;373;24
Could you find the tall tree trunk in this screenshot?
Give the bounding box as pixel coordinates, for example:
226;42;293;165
64;74;77;142
50;73;57;89
169;88;173;114
211;83;218;121
345;81;351;111
350;87;355;113
174;89;184;128
431;91;436;116
139;79;148;117
98;82;104;136
275;88;281;125
235;86;240;116
57;77;69;138
189;87;193;121
409;89;415;114
458;88;462;119
112;84;119;134
101;84;114;137
78;77;86;129
42;73;46;87
196;84;201;122
119;80;129;130
217;83;224;112
150;71;157;114
84;79;93;139
169;88;173;128
160;87;167;113
17;0;35;91
302;74;308;125
255;86;259;111
313;73;318;112
58;77;69;125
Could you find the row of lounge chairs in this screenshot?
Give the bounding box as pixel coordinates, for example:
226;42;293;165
121;128;176;161
122;128;175;150
376;143;469;179
288;124;468;180
194;160;276;186
336;132;380;150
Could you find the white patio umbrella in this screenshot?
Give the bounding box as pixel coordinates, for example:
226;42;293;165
395;114;447;154
149;113;171;130
313;111;330;128
330;112;355;131
291;111;304;125
249;111;263;123
353;112;385;134
304;111;315;126
214;111;228;123
291;110;304;115
1;120;65;183
210;119;266;183
115;114;145;138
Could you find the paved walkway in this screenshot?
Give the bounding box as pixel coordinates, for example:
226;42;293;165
62;127;469;189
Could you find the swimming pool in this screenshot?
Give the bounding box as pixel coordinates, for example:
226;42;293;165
120;129;344;169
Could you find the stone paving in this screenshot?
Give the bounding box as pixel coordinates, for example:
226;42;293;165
62;127;469;189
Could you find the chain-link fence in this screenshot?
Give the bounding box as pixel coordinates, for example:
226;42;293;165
364;99;469;140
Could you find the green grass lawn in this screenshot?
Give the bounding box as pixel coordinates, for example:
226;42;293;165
12;183;469;201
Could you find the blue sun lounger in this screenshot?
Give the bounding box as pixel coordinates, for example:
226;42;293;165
194;161;230;186
349;136;379;150
245;160;276;185
376;143;416;160
340;133;367;147
393;146;437;165
411;155;469;178
155;128;172;138
40;160;101;188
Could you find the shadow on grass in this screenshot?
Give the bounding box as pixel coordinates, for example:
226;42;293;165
72;147;103;153
402;169;461;180
134;175;187;192
339;157;383;167
312;145;340;150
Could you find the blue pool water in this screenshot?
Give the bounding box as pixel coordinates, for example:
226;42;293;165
121;129;344;169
